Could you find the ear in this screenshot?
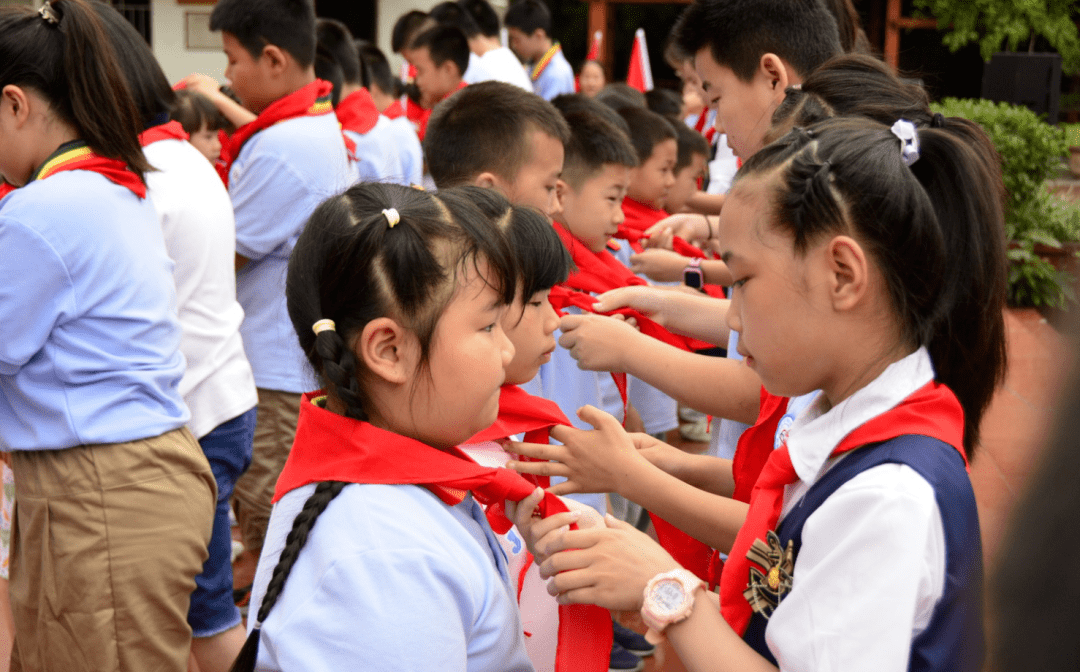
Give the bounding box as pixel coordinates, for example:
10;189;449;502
551;178;569;218
261;44;290;78
473;172;498;189
759;53;792;94
355;317;416;385
825;235;869;312
1;85;31;127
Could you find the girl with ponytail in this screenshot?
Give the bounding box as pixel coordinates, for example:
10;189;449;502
236;182;611;672
513;116;1006;672
0;1;216;671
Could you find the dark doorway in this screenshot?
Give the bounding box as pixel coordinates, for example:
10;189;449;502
315;0;377;42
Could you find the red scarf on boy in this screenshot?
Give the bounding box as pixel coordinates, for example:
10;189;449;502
383;99;405;119
217;79;335;187
30;140;146;198
719;381;967;636
336;88;381;135
276;393;612;672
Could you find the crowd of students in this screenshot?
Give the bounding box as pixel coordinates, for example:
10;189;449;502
0;0;1025;670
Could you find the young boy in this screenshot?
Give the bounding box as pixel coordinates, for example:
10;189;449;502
207;0;352;589
356;42;424;186
408;24;470;139
667;119;711;214
504;0;575;100
424;81;567;217
617;106;678;234
316;19;407;185
429;1;533;91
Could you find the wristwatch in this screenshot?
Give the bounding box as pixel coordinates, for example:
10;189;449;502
683;257;704;290
641;569;705;643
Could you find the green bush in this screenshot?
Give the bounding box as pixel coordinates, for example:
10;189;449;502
932;97;1078;307
1061;122;1080;147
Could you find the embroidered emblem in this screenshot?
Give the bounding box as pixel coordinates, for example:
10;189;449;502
743;531;794;619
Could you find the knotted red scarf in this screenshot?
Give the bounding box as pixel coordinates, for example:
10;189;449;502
31;140;146;198
139;120;189;146
719;381;967;635
383;99;405;119
336;88;380;135
217;79;335;187
276;393;612;672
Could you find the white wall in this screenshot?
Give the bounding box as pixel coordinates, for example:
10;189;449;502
152;0;227;85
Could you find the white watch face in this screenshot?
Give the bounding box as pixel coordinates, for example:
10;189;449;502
654;579;686;615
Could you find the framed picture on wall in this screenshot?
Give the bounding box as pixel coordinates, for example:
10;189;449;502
185;11;221;50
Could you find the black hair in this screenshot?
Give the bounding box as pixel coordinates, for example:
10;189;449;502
231;181;518;672
316;18;361;86
90;1;176;128
617;106;678;164
821;0;872;54
672;0;842;83
410;24;471;79
0;0;151;181
736;117;1008;456
357;42;401;98
391;10;428;54
314;50;343;107
504;0;551;36
429;1;481;39
670;117;710;172
645;87;684;117
551;93;630;135
425;81;570;188
594;83;646;111
209;0;316;68
458;0;500;38
172;89;231;134
558;105;638;189
766;53;932;145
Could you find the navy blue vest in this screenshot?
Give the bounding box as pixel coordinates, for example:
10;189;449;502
742;435;984;671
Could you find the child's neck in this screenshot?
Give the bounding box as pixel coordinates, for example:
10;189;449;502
261;67;317;113
535;36;554;59
469;35;500;57
821;339;917;411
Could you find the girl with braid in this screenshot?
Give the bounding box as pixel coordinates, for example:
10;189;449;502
513;116;1007;672
234;182;610;672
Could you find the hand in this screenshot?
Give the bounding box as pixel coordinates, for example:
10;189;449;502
179;73;223;100
558;313;640;372
629;432;689;475
645;213;711;244
536;514;681;611
504;489;604;564
591;286;671;323
629;249;691;283
506;405;650;497
641;227;674;250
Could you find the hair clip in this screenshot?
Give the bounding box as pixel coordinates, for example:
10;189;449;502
38;3;60;25
382;208;401;228
890;119;920;167
312;319;336;335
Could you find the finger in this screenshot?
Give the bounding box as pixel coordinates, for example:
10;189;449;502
604;512;637;531
625;317;639;329
507;460;572;479
538;546;596;579
535;528;602;561
547;423;583;446
529;511;580;542
506;487;544;524
557;330;578;350
505;441;564;461
544;481;579;496
558;314;584;332
592;287;632;312
545;565;597;596
575;404;623;434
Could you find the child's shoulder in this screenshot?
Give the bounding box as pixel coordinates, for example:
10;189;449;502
240;113;345;163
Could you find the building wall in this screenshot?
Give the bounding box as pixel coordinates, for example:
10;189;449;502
152;0;225;85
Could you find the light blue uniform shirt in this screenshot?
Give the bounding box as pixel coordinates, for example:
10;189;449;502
230;113;351;393
532;49;575;101
0;171;188;450
250;483;534;672
347;115;404;185
386;116;424;186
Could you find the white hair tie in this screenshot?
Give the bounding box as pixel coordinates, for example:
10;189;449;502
382;208;400;228
890;119;920;167
312;319;336;335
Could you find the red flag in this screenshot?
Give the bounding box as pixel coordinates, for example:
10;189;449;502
626;28;653;92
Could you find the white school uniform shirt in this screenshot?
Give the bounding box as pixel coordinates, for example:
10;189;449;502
385;115;424;186
764;347;947;672
465;47;534;92
230;113;351;393
249;482;534;672
0;170;189;449
531;48;575;101
143;138;257;439
346;115;405;185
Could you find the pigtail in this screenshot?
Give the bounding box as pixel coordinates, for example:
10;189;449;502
908;119;1008;455
229;481;348;672
49;0;151;177
314;329;366;421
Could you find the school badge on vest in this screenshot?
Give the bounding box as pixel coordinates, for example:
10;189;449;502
743;531;795;618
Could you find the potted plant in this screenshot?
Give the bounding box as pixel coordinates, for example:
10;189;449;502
933;97;1080;309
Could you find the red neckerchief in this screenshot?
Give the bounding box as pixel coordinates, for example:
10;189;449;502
217;79;335;187
0;182;14;200
406;81;467;141
29;140;146;199
336;88;380;135
720;381;967;636
383;99;405;119
276;393;612;672
693;111;709;134
621;197;666;234
139;120;189;146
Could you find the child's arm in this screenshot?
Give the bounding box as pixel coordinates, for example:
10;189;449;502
596;285;730;344
507;406;748;552
645;213;717;243
528;516;777;672
629;249;733;286
683;191;726;215
179;73;257;129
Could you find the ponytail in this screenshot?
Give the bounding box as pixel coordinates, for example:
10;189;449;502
229;481;347;672
0;0;150;178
